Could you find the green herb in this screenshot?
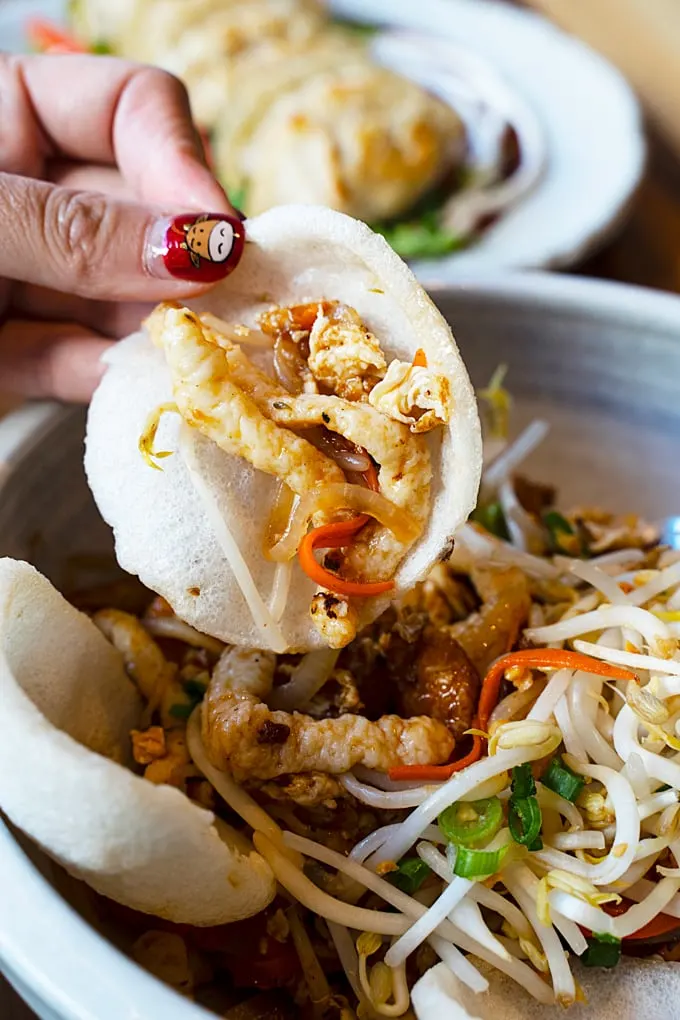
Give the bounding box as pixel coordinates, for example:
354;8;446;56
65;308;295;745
439;797;503;849
470;501;511;541
388;857;431;895
92;39;112;53
183;677;208;700
542;756;585;803
509;764;543;849
333;18;379;40
375;213;464;260
543;510;582;555
168;702;194;720
581;932;621;968
452;844;509;879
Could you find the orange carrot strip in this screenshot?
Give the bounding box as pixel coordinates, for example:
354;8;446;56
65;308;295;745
362;459;380;493
388;648;636;782
26;18;88;52
413;348;427;368
298;524;394;597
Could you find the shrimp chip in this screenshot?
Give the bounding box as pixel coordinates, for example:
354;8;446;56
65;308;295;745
85;206;482;651
0;558;275;925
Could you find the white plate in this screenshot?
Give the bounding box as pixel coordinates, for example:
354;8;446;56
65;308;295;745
0;0;645;273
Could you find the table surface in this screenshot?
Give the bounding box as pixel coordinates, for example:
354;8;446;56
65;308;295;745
2;123;680;1020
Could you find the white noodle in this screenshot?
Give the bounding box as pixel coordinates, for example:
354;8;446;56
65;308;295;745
574;639;680;676
624;561;680;608
186;709;299;863
267;561;292;623
142;616;225;655
454;523;559;579
527;669;572;722
526;605;670;646
611;873;680;937
638;789;679;821
340;773;435;810
483;420;550;492
385;871;472;968
370;744;558;868
569;561;628;604
179;426;287;652
352;766;437;792
553;694;588;761
614;704;680;789
569;673;622;769
268;649;340;711
549;831;605;851
327;923;376;1016
537;785;584;831
499;477;545;552
504;865;575;1005
533;760;638;885
349;825;443;865
625;878;680;919
621;752;655;799
426;936;489;994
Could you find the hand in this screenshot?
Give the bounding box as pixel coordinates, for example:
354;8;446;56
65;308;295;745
0;54;245;403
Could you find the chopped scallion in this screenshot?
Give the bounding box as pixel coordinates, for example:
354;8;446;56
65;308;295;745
387;857;431;895
452;844;509;879
542;756;585;802
582;932;621;968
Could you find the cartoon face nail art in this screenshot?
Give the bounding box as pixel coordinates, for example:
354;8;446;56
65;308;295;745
157;213;245;283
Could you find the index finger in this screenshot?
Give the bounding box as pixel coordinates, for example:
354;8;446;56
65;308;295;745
13;54;233;213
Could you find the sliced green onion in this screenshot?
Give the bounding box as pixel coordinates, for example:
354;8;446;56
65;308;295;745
439;797;503;848
509;765;542;848
543;510;582;555
508;797;543;849
387;857;431;895
183;677;209;700
542;756;585;802
168;702;194;720
452;844;509;879
511;763;536;801
581;932;621;968
470;501;511;541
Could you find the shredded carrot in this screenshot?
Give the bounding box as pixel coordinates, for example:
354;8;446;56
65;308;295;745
298;523;394;597
362;458;380;492
413;348;427;368
26;18;88;52
388;648;637;782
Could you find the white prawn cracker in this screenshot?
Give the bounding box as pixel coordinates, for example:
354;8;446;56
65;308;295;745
0;558;275;925
85;205;482;651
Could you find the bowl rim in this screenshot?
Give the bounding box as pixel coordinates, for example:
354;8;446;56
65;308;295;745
3;269;680;1019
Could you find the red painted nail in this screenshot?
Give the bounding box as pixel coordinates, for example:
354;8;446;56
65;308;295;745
145;213;245;283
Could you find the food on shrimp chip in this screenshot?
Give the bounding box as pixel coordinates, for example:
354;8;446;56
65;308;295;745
85;205;482;652
0;558;275;925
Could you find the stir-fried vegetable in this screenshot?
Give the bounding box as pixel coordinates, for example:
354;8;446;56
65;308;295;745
439;797;503;848
581;932;621;968
543;510;582;555
470;500;511;540
508;764;542;849
387;857;432;895
542;755;585;803
451;843;509;879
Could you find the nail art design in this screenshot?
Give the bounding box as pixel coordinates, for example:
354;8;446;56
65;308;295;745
153;213;245;283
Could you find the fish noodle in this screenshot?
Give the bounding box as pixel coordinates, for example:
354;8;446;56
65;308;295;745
526;605;670;646
179;425;288;652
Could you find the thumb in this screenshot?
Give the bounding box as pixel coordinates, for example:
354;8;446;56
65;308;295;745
0;172;245;301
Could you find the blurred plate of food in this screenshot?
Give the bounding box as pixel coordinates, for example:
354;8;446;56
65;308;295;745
4;0;645;282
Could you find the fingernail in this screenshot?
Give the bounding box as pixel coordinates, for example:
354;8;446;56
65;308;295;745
145;213;245;283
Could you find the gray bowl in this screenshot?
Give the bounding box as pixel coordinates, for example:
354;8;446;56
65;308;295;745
2;272;680;1020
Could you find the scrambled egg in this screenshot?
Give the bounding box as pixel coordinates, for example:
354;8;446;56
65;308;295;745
308;304;386;401
369;360;452;433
